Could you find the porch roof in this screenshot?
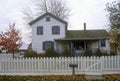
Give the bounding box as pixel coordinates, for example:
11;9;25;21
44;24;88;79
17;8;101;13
56;30;110;41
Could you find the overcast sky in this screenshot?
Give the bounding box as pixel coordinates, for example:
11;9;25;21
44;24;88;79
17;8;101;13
0;0;115;43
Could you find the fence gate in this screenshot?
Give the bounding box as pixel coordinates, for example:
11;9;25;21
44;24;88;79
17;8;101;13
84;57;102;75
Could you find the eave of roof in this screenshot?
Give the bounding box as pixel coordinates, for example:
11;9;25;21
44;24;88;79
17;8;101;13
67;30;109;38
55;29;110;41
29;12;67;25
55;37;110;41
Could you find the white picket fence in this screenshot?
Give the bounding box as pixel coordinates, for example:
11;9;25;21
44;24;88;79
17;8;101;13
0;56;120;75
0;53;23;58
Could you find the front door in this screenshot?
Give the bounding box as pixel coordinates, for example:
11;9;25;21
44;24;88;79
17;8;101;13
71;41;87;56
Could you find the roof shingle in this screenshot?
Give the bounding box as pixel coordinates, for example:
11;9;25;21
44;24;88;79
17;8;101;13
56;30;109;41
66;30;109;40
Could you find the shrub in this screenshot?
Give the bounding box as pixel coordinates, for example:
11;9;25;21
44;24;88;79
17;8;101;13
24;50;38;58
94;49;103;56
84;49;93;56
45;48;59;57
94;49;108;56
84;49;109;57
37;53;45;57
110;51;117;56
61;46;72;57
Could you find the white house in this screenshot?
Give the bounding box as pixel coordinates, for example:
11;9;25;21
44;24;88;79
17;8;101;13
29;12;110;56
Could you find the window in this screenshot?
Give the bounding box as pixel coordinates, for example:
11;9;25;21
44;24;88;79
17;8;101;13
46;16;50;21
37;26;43;35
100;39;106;47
52;26;60;35
43;41;54;50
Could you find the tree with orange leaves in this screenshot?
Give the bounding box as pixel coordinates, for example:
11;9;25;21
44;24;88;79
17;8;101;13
0;23;23;58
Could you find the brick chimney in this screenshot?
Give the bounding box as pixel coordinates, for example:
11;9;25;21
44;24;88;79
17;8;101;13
84;23;86;31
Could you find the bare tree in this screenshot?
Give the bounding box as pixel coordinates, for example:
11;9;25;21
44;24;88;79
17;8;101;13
22;0;70;43
22;6;35;23
22;0;70;21
35;0;70;20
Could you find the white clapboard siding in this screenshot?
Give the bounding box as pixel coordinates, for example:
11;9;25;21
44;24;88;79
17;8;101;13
0;56;120;75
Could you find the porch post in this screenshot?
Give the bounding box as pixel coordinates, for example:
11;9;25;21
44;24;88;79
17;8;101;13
84;41;86;50
55;41;58;52
70;41;73;54
70;41;73;55
98;40;100;49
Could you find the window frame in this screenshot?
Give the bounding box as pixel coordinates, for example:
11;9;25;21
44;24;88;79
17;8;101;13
52;26;60;35
37;26;43;35
43;41;54;50
100;39;106;47
46;16;50;22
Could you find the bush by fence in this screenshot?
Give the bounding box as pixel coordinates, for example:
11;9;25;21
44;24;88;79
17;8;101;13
45;48;59;57
24;50;38;58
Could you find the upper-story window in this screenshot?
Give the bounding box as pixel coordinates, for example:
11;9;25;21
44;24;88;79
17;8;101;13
46;16;50;22
100;39;106;47
52;26;60;35
37;26;43;35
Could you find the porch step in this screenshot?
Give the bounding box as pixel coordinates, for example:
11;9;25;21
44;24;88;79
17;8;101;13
84;75;104;80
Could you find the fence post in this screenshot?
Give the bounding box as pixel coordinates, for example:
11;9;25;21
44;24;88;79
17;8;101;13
101;56;104;74
117;55;120;71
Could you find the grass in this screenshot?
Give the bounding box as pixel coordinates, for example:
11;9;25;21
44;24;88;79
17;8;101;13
0;74;120;81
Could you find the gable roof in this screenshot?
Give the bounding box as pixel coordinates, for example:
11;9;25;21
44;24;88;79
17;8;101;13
56;30;110;40
19;44;29;50
29;12;67;25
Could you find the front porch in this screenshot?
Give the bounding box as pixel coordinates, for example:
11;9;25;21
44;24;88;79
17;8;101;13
55;39;100;56
70;40;88;56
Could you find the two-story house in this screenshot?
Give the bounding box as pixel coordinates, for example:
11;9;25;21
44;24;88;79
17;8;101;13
29;12;110;56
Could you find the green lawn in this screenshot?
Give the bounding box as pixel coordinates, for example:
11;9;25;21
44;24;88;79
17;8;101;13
0;74;120;81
